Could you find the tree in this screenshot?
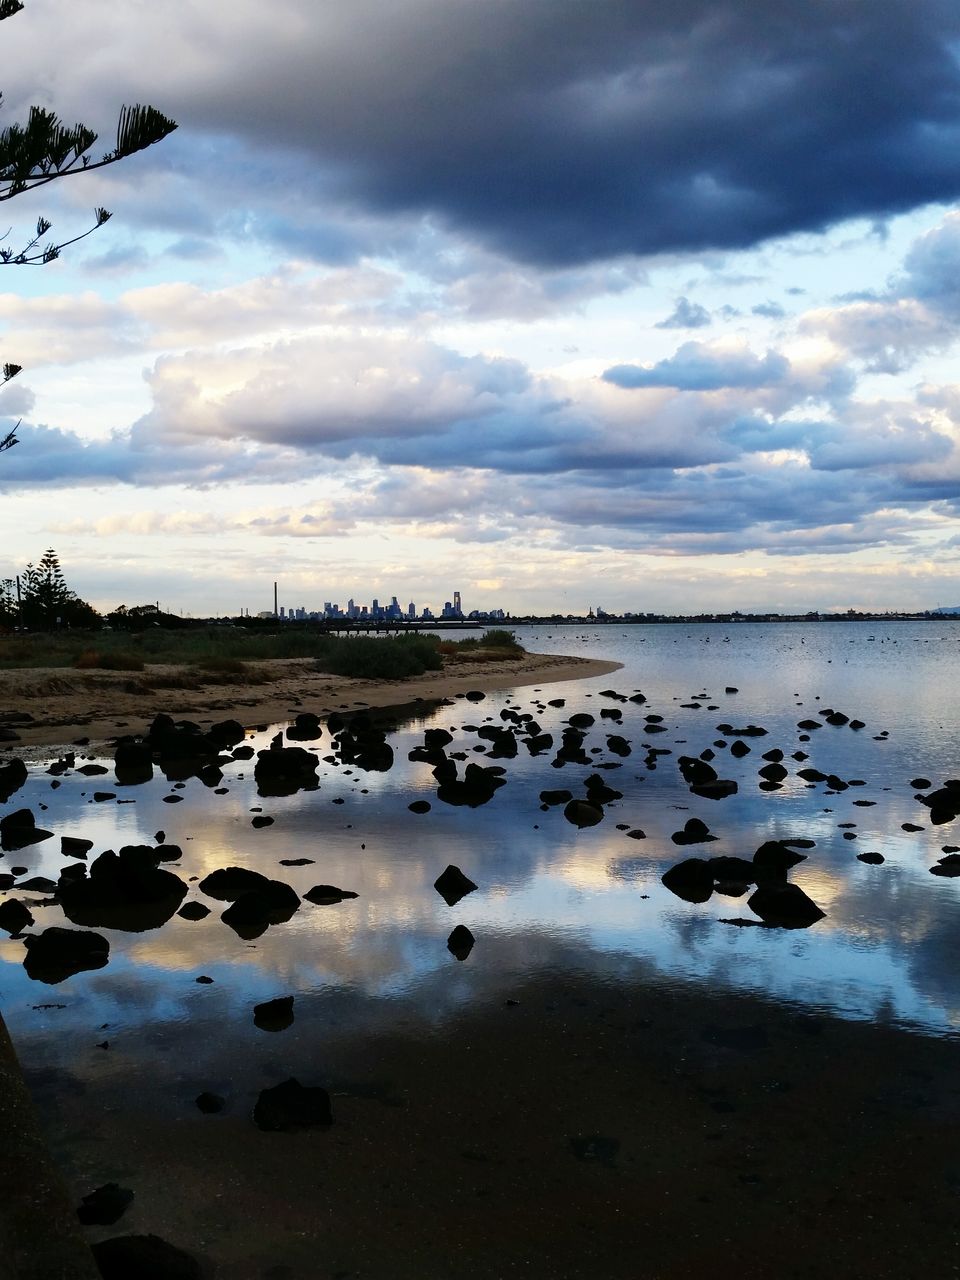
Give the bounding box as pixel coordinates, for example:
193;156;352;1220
0;0;176;452
3;546;100;627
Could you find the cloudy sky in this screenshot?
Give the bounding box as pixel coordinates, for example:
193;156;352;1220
4;0;960;617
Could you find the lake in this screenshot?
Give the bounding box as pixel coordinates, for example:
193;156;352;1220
1;619;958;1276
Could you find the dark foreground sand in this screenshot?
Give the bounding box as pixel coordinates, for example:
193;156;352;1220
22;969;959;1280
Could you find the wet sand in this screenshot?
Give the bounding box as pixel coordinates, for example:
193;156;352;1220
0;650;621;755
23;968;959;1280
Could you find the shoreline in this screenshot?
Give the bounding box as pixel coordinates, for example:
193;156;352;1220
0;650;622;756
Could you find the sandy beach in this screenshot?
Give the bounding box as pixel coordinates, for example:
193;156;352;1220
0;650;622;756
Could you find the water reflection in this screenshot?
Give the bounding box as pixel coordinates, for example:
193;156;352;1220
1;622;959;1065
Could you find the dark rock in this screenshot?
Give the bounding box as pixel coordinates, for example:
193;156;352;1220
716;723;768;737
730;740;751;758
748;882;826;928
253;1077;332;1131
61;835;94;859
279;858;315;866
304;884;359;905
464;690;486;702
678;756;717;786
568;712;595;728
424;728;453;750
761;749;785;762
690;779;738;800
76;764;109;776
199;866;272;900
408;799;432;814
605;734;631;757
797;767;828;783
177;901;210;921
254;995;295;1032
930;853;960;877
671;818;715;846
857;852;885;864
254;746;320;796
436;762;507;808
196;1092;225;1113
910;777;932;790
758;762;789;783
434;864;478;905
251;815;274;828
221;880;300;938
662;858;714;903
725;687;738;694
0;898;33;934
15;875;57;893
524;732;554;755
447;924;475;961
77;1182;134;1226
753;841;808;879
825;711;849;725
797;719;823;731
231;744;255;760
0;757;28;803
563;799;604;828
585;773;622;804
91;1233;201;1279
0;808;53;851
710;855;756;882
23;927;109;983
113;740;153;785
208;718;246;747
59;847;188;933
195;975;214;984
626;829;646;839
540;789;573;806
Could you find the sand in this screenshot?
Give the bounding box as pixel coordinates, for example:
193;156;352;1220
0;650;622;756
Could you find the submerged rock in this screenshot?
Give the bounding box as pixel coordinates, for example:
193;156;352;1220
253;1078;332;1131
59;846;188;932
671;818;715;846
304;884;358;905
23;927;110;983
748;882;825;928
254;995;295;1032
434;864;478;906
447;924;475;961
0;808;53;851
254;746;320;796
221;880;300;938
661;858;714;903
563;798;604;828
177;901;210;921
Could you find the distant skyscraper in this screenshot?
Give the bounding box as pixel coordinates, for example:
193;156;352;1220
453;590;462;615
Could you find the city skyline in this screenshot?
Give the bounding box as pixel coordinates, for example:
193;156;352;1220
3;2;960;616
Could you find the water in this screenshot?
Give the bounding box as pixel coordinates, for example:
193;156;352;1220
2;620;959;1087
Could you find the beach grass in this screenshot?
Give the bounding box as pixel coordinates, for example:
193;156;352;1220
0;626;523;681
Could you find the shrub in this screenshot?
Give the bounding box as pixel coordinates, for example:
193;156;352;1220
480;629;521;649
317;635;443;680
73;649;145;671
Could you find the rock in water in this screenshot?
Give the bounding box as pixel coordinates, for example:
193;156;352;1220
196;1092;225;1113
23;927;110;984
253;1078;332;1131
92;1234;201;1279
253;995;295;1032
0;807;53;851
748;882;826;928
563;799;604;828
434;864;478;905
447;924;475;961
661;859;715;903
0;898;33;935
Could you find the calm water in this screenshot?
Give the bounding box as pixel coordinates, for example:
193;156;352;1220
2;620;959;1093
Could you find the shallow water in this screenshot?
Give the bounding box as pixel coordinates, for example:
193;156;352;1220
1;621;959;1065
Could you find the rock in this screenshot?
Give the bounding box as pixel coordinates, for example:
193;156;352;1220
797;719;823;730
434;864;478;906
563;799;604;828
910;777;932;789
753;840;808;879
61;835;93;859
0;898;33;935
857;851;885;864
671;818;715;846
447;924;475;961
678;756;717;786
177;901;210;921
540;789;573;806
220;880;300;938
76;1182;134;1226
196;1092;225;1113
15;875;57;893
761;748;785;762
59;847;188;932
251;815;274;828
797;767;827;783
408;799;432;814
916;782;960;825
606;735;632;757
690;779;738;800
436;762;507;807
748;882;826;928
304;884;358;905
0;808;53;852
626;829;646;839
730;740;751;758
930;853;960;877
0;757;28;803
113;740;153;785
568;712;595;728
208;718;246;747
725;686;738;694
662;858;714;903
91;1233;201;1279
758;762;789;783
253;1078;332;1131
23;927;110;983
424;728;453;750
464;690;486;702
199;866;272;900
715;723;768;737
585;773;622;804
524;732;554;755
254;746;320;796
279;858;315;866
254;995;295;1032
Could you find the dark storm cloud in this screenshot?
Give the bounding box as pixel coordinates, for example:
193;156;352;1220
15;0;960;268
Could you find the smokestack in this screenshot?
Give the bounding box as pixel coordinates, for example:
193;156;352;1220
274;581;278;618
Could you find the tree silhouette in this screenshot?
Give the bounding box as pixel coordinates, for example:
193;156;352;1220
0;0;176;452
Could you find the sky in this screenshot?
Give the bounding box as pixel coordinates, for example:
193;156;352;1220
3;0;960;618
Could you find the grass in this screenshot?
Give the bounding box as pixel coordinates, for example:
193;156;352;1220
0;626;525;680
